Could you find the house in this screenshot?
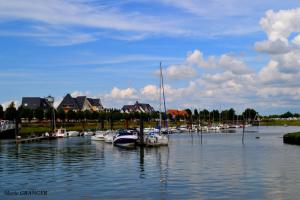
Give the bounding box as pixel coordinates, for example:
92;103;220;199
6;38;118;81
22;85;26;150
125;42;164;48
121;101;155;113
167;109;188;119
57;93;103;112
22;97;52;110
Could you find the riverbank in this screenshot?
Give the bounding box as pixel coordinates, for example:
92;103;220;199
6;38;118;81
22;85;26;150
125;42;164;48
19;121;184;137
283;132;300;145
260;119;300;126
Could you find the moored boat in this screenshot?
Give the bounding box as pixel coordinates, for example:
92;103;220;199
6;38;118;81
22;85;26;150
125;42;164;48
113;130;138;147
91;131;106;141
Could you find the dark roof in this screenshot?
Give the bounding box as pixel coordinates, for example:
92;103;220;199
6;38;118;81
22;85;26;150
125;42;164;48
57;94;103;111
75;96;87;110
22;97;51;110
87;98;102;107
57;94;79;110
122;101;155;113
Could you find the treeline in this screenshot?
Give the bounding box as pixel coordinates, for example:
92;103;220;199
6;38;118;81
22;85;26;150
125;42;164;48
0;102;258;124
264;111;300;119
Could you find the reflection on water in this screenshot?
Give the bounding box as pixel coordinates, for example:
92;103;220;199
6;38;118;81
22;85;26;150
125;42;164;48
1;126;300;200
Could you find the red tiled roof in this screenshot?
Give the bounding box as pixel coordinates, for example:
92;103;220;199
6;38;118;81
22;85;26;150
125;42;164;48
167;109;188;116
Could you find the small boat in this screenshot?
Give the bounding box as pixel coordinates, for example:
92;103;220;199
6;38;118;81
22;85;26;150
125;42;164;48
91;131;106;141
113;130;138;147
54;128;67;138
83;131;94;136
145;131;168;146
67;131;80;137
104;131;115;143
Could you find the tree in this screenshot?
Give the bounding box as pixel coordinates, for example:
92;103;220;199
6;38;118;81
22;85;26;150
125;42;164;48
281;111;293;118
19;106;34;121
4;102;17;120
228;108;235;121
84;110;92;120
0;104;4;119
193;109;199;121
67;110;76;122
200;109;209;121
185;109;192;119
243;108;258;121
91;111;99;120
57;109;66;122
34;108;45;121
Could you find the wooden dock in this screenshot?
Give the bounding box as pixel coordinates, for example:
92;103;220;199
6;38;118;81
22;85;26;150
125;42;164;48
15;136;55;144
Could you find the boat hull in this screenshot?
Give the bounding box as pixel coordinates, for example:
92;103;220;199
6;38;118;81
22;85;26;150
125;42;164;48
0;129;15;139
113;138;137;147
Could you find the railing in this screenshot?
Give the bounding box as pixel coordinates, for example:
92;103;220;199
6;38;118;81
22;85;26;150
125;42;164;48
0;121;16;133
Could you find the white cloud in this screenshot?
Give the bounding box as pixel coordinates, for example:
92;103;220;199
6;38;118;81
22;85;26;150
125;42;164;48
71;91;91;97
255;39;290;54
163;64;197;80
105;87;138;100
259;8;300;42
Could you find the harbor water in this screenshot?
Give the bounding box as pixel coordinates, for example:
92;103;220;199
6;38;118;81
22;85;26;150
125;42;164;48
1;126;300;199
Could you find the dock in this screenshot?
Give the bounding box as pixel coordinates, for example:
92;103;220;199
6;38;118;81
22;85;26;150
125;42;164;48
15;136;56;144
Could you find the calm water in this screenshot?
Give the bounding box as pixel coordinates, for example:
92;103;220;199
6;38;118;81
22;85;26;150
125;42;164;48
1;126;300;200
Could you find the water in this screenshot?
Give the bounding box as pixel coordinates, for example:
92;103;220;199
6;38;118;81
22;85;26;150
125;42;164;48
1;126;300;200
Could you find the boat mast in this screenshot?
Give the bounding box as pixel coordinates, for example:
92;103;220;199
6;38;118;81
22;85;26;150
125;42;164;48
160;63;168;130
159;62;162;133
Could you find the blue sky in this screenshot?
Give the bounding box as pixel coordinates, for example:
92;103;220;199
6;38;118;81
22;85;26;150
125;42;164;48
1;0;300;115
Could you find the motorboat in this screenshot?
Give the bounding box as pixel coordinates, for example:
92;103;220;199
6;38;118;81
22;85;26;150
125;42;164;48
91;131;106;141
83;131;94;136
104;131;115;143
67;131;80;137
113;129;138;147
145;131;168;146
54;128;67;138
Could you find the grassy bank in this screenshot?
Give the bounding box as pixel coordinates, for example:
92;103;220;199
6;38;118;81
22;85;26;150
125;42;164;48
283;132;300;145
260;120;300;126
20;120;183;137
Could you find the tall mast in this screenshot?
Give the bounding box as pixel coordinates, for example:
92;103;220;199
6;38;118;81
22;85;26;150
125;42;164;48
159;62;162;132
160;63;168;129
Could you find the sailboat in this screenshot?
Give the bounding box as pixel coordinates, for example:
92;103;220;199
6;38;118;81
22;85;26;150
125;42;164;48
145;63;169;146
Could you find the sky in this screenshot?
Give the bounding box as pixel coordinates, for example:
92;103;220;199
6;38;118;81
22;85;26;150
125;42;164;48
1;0;300;115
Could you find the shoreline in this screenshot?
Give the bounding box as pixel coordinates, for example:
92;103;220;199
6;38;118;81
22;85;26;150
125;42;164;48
283;132;300;145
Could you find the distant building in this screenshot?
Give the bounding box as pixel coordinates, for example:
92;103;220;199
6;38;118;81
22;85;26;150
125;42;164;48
121;101;155;113
22;97;52;110
167;109;188;119
57;93;103;112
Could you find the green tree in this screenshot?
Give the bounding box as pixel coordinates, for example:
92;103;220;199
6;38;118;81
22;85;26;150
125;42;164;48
67;110;76;122
19;106;34;121
91;111;99;120
281;111;293;118
57;109;66;122
228;108;235;121
4;102;17;120
84;110;92;120
0;104;4;119
34;108;44;121
243;108;258;121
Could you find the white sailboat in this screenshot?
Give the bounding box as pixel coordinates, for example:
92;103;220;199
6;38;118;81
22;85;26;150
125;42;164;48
145;63;169;146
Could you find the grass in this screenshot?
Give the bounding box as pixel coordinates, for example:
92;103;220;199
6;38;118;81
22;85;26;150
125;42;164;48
283;132;300;145
260;120;300;126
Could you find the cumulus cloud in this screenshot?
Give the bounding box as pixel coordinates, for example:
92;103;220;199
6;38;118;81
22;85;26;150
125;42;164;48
163;64;197;80
105;87;138;100
255;39;290;54
185;49;252;75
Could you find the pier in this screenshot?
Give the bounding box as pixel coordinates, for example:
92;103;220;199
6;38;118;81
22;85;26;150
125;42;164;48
15;136;55;144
